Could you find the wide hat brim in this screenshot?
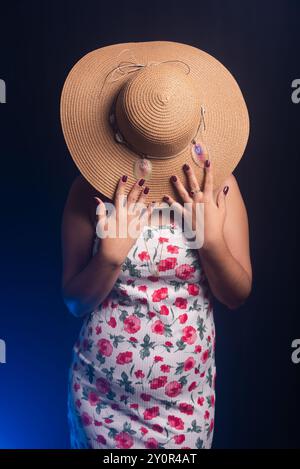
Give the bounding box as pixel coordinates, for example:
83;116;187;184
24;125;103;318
60;41;250;202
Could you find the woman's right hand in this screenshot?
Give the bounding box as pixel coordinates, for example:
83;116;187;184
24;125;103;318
94;176;154;267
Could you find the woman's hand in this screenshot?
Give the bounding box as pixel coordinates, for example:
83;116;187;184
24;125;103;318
94;176;154;267
162;160;229;251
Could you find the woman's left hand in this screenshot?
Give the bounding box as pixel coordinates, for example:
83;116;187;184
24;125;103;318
162;160;229;251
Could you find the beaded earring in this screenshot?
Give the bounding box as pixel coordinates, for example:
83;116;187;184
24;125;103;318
109;101;153;180
190;106;210;168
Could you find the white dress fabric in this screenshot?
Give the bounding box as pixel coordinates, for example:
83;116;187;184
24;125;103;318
67;221;216;449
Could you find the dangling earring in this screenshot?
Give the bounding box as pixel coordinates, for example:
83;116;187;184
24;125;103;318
191;105;210;168
109;100;153;180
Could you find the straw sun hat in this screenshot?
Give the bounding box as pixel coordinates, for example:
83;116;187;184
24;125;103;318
60;41;249;202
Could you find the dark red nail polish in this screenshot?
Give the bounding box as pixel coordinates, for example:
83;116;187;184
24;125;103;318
205;159;210;168
163;195;169;202
138;178;145;186
223;185;229;195
143;186;149;194
189;191;194;196
122;175;128;182
183;164;190;171
171;175;177;182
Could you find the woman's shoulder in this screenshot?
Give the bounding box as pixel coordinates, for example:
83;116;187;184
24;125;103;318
67;174;111;226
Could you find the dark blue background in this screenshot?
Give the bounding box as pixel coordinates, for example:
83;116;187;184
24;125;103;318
0;0;299;448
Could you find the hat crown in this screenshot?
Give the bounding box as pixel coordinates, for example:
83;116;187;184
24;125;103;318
115;63;201;158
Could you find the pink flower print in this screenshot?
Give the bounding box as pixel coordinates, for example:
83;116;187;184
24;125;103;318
73;382;80;392
154;355;163;362
158;257;177;272
96;434;106;445
165;341;173;347
94;420;102;426
179;402;194;415
204;410;210;420
174;434;185;444
130;403;139;409
143;406;160;420
129;336;138;343
114;431;134;449
151;319;165;335
159;305;169;315
197;397;205;406
124;314;141;334
97;338;113;357
174;297;188;309
138;285;147;292
160;364;171;373
145;437;159;448
96;377;110;394
147;275;159;282
102;298;109;308
188;381;197;392
152;423;164;433
116;351;133;364
184;356;195;371
81;412;93;426
95;325;102;335
104;418;113;424
135;369;145;378
140;393;151;401
181;326;197;344
201;349;210;364
194;345;202;353
167;245;179;254
210;418;214;432
179;313;188;324
75;399;81;408
152;287;169;302
165;380;182;397
140;426;148;434
149;375;168;389
175;264;196;280
168;415;184;430
187;283;200;295
88;392;99;406
148;311;156;319
138;251;150;261
107;316;116;328
158;237;169;243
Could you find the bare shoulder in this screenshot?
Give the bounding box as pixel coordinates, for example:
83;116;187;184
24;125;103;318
65;174;110;226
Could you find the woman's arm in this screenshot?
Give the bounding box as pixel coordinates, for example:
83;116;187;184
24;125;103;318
198;173;252;310
61;176;122;318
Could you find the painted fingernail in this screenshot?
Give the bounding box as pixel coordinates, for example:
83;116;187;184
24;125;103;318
93;196;100;204
205;159;210;168
171;175;177;182
189;191;194;196
121;175;128;182
223;185;229;195
163;195;169;202
143;186;150;194
138;178;145;186
183;164;190;171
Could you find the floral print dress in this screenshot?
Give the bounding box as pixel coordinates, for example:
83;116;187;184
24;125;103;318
67;221;216;449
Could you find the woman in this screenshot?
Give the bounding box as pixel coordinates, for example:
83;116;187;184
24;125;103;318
60;41;252;448
61;160;252;449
